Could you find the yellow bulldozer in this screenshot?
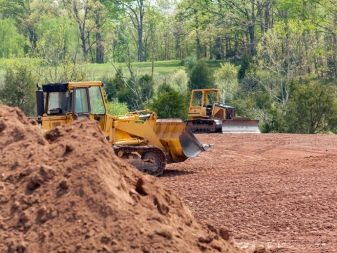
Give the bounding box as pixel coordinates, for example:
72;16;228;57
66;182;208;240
35;81;206;176
186;88;260;133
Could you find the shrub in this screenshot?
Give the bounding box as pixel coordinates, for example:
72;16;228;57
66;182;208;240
108;101;129;115
183;55;197;72
214;62;238;103
285;82;337;133
0;64;37;116
188;60;214;90
151;84;187;119
171;69;188;94
104;69;123;101
0;19;25;58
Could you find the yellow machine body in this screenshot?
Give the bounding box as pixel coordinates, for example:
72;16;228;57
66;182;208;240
36;81;204;175
187;88;260;133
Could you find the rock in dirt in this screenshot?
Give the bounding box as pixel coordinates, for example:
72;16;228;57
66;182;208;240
0;105;242;253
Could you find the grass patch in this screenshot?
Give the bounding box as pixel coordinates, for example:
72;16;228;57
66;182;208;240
84;60;184;80
0;58;223;85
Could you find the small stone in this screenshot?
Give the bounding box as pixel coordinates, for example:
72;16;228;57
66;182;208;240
219;227;230;241
198;235;213;244
155;229;173;239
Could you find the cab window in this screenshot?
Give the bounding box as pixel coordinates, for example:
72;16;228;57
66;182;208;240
74;88;89;113
206;91;218;106
89;86;105;114
192;91;203;106
47;92;70;115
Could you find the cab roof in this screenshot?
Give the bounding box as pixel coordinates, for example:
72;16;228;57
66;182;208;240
42;81;103;92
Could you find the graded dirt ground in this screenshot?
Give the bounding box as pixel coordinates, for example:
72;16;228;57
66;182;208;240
161;133;337;253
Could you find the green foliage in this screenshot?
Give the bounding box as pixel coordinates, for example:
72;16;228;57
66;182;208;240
36;17;78;65
0;63;37;116
151;84;187;119
183;55;197;72
36;61;87;83
257;81;337;134
0;19;25;58
170;69;188;94
138;74;154;101
104;69;154;110
285;83;337;134
1;0;337;134
188;60;214;90
238;55;250;80
214;62;238;102
108;101;129;115
259;103;287;133
104;69;123;101
0;58;43;69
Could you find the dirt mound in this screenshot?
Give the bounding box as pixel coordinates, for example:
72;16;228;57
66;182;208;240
0;105;241;253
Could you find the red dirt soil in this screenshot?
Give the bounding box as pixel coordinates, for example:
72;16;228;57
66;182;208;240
0;106;242;253
161;133;337;253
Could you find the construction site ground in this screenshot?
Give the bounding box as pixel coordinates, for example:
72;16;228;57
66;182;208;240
161;133;337;253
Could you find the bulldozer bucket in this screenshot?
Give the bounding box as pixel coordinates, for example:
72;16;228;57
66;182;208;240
154;119;205;163
179;129;205;158
222;119;260;133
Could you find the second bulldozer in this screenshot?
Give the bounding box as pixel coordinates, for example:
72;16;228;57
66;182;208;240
186;88;260;133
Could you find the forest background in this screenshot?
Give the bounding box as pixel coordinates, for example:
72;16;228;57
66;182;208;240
0;0;337;133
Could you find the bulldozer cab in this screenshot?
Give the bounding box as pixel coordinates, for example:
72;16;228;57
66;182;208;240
36;81;108;130
188;89;221;119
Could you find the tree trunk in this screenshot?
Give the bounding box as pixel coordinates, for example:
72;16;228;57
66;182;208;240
332;16;337;78
215;36;222;60
137;24;145;61
137;0;145;62
72;1;89;62
95;10;104;63
79;27;88;61
196;34;202;59
247;23;255;55
247;0;256;55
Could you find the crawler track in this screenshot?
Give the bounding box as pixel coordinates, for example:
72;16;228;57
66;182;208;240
114;146;166;176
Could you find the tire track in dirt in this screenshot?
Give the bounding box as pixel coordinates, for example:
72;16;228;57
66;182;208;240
161;134;337;253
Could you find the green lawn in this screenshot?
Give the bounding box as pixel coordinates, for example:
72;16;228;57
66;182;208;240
84;60;184;80
0;58;223;85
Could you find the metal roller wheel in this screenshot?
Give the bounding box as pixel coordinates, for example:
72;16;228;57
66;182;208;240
140;151;166;176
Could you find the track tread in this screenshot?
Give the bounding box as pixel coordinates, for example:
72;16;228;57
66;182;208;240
114;146;167;176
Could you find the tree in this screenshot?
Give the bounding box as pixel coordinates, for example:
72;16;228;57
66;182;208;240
112;0;147;61
214;62;238;103
35;17;78;65
285;82;337;134
170;69;188;94
0;64;37;116
62;0;96;61
151;84;187;119
108;64;154;110
256;20;310;108
0;0;37;52
0;19;25;58
93;0;105;63
188;60;214;90
104;69;123;101
176;0;214;59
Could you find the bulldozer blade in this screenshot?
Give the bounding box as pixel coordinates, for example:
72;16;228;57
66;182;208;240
179;129;205;158
222;119;260;133
154;120;206;163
